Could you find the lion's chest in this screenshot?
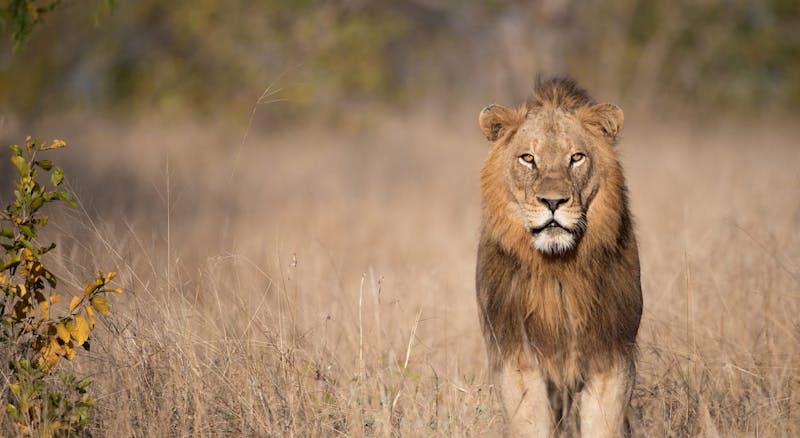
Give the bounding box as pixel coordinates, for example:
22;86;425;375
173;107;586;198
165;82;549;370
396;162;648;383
521;274;596;385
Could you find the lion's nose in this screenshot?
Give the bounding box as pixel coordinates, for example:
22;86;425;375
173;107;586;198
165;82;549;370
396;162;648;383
538;197;569;212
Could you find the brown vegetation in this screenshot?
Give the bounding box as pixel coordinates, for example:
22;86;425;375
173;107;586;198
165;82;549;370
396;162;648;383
2;107;798;435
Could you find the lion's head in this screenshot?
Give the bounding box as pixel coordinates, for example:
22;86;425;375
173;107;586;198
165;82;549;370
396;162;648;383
478;78;626;258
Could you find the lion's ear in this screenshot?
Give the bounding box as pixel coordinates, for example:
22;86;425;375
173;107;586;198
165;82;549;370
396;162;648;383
583;103;624;142
479;104;523;142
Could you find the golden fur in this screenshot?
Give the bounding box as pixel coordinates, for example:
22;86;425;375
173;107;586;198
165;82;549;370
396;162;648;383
476;77;642;435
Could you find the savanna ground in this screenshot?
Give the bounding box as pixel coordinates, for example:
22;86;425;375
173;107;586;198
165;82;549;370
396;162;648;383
2;106;798;436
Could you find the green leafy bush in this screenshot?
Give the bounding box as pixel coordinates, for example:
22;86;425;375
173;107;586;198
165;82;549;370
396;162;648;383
1;137;121;436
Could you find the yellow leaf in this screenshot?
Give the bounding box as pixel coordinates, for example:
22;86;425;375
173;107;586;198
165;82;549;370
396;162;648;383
56;323;70;343
43;351;60;370
41;338;63;370
47;336;63;353
69;296;81;312
91;296;110;315
85;306;96;329
20;248;33;261
49;294;60;304
107;271;117;281
38;299;49;320
64;343;75;361
70;315;89;346
112;287;123;294
39;138;66;151
9;383;20;397
10;155;29;178
17;284;27;297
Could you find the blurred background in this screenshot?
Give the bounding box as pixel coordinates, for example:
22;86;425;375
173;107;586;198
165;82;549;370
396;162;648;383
0;1;798;435
2;0;799;123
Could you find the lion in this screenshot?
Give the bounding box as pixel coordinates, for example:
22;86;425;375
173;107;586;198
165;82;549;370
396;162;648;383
475;77;642;437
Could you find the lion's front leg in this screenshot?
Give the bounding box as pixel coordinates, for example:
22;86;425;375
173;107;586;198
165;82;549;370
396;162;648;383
495;359;554;437
578;360;634;437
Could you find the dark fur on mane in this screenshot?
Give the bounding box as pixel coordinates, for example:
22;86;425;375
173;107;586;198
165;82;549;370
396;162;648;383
528;76;595;112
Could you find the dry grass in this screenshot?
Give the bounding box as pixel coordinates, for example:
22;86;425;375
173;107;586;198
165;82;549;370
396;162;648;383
4;107;799;436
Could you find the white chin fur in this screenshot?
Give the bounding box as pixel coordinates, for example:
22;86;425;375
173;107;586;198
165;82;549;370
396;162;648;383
533;229;576;255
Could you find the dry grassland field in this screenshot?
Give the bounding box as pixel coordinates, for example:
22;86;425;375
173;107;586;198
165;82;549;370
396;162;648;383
3;107;799;436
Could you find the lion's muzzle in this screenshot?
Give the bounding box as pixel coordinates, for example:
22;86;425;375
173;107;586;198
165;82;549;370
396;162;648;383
525;208;585;255
528;218;567;234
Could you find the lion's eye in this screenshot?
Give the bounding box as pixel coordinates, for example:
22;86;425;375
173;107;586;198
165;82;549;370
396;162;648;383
570;153;585;164
519;154;535;168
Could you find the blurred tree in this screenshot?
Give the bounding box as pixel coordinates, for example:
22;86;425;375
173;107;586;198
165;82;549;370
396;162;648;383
0;0;63;50
0;0;113;50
